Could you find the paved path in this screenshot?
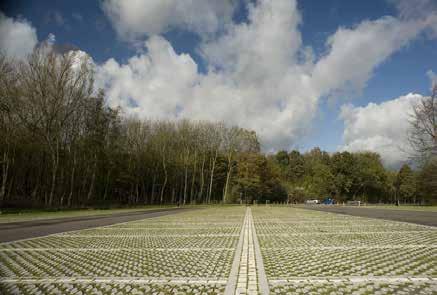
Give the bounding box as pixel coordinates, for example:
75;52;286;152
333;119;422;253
303;206;437;227
225;207;268;295
0;208;192;242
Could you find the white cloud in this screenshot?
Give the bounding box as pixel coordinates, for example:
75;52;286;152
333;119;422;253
391;0;437;19
96;0;435;152
427;70;437;88
95;36;198;118
390;0;437;37
0;12;38;59
97;0;318;149
101;0;236;40
312;17;427;96
0;1;432;167
339;93;423;167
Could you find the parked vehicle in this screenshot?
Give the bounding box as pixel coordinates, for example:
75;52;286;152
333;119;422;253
305;199;319;204
322;197;334;205
346;200;361;206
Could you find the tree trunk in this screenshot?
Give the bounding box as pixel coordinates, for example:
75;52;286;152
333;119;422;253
198;154;205;203
87;154;97;202
160;154;167;204
60;165;65;207
190;151;197;204
0;150;10;206
183;164;188;205
208;149;218;204
68;152;76;208
48;143;60;207
223;152;233;203
144;177;150;204
223;168;232;204
171;187;174;203
151;173;156;204
103;168;110;201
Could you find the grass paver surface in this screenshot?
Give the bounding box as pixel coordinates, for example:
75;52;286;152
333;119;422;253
1;205;437;294
252;206;437;294
0;207;245;294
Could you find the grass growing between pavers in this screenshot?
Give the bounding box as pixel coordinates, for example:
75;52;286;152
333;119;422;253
1;281;226;295
2;205;437;294
252;206;437;295
269;280;436;294
0;207;245;294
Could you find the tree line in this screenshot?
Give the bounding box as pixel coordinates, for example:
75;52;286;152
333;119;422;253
271;84;437;205
0;47;436;208
0;48;282;208
271;148;424;204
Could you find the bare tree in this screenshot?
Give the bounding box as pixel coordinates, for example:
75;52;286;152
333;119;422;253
409;84;437;203
15;48;93;206
1;49;283;208
0;53;18;205
409;84;437;162
222;126;242;203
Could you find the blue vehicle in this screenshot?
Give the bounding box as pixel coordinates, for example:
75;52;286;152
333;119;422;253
322;197;334;205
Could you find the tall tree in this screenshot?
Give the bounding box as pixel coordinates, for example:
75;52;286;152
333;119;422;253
409;85;437;162
395;164;416;204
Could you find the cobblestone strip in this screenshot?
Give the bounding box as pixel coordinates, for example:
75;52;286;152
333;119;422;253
235;208;257;295
250;208;269;295
224;209;248;295
225;208;269;295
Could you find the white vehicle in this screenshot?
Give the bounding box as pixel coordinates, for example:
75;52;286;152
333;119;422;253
305;199;319;204
346;200;361;206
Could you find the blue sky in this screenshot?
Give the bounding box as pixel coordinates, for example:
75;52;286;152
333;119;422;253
0;0;436;167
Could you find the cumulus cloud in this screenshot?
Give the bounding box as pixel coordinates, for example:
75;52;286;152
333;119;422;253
101;0;236;40
97;0;317;149
390;0;437;37
0;12;38;59
95;36;198;118
95;0;435;152
391;0;437;19
427;70;437;87
312;16;427;95
339;93;423;168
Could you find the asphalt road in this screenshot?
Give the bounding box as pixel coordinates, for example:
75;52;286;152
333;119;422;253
0;208;193;243
303;206;437;227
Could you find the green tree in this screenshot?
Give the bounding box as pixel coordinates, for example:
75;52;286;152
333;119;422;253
330;151;355;199
395;164;416;204
309;162;334;197
417;157;437;204
288;150;305;182
352;152;387;202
